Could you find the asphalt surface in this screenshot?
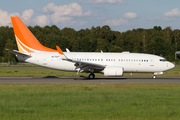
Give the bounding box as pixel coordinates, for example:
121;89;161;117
0;76;180;84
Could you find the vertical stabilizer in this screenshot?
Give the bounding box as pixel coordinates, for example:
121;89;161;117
11;16;57;53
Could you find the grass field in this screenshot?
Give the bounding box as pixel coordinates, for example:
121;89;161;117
0;84;180;120
0;65;180;119
0;65;180;77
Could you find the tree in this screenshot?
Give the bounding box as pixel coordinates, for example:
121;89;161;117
72;37;91;52
60;37;70;51
96;38;108;52
153;26;162;31
0;24;178;62
89;38;97;52
147;37;167;56
0;26;10;56
44;33;61;49
100;25;115;44
32;26;45;45
3;39;16;63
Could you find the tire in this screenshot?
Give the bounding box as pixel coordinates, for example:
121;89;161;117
152;75;156;79
89;74;95;79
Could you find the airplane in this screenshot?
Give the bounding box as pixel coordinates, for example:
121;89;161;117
8;16;175;79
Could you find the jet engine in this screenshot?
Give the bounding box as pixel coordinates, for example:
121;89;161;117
104;66;124;77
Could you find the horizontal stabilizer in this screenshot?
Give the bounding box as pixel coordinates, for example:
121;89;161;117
6;49;31;57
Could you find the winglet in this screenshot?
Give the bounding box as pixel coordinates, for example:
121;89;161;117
56;46;70;60
56;46;64;55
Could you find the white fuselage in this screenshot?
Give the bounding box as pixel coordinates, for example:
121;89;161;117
17;52;175;74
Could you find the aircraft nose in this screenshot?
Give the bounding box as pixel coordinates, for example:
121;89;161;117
169;62;175;69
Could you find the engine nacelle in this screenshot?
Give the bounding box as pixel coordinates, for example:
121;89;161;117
104;66;124;77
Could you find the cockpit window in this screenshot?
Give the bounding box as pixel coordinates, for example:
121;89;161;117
159;59;167;62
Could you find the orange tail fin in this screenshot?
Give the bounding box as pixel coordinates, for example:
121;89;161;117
11;16;57;53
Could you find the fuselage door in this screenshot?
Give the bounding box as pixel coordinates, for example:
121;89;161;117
150;57;154;66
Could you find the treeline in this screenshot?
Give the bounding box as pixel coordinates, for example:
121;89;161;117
0;25;180;62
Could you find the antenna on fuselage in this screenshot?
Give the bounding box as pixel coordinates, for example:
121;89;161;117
66;48;70;52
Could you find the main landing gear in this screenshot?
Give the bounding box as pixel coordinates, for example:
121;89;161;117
88;73;95;79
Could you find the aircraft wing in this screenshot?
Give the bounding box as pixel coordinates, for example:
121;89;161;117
6;49;32;57
56;46;105;71
66;59;105;68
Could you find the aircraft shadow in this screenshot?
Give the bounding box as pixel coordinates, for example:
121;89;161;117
41;76;180;80
74;76;180;80
43;76;59;78
74;77;128;80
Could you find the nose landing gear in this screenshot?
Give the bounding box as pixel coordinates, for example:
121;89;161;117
152;72;163;79
152;75;156;79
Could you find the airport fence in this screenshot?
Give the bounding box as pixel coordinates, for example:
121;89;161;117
174;62;180;66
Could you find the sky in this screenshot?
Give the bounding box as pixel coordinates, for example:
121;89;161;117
0;0;180;32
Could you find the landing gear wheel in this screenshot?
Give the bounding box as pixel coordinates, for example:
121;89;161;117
152;75;156;79
89;74;95;79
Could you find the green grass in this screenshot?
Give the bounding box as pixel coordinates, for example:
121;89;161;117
0;66;90;77
0;84;180;120
0;65;180;77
